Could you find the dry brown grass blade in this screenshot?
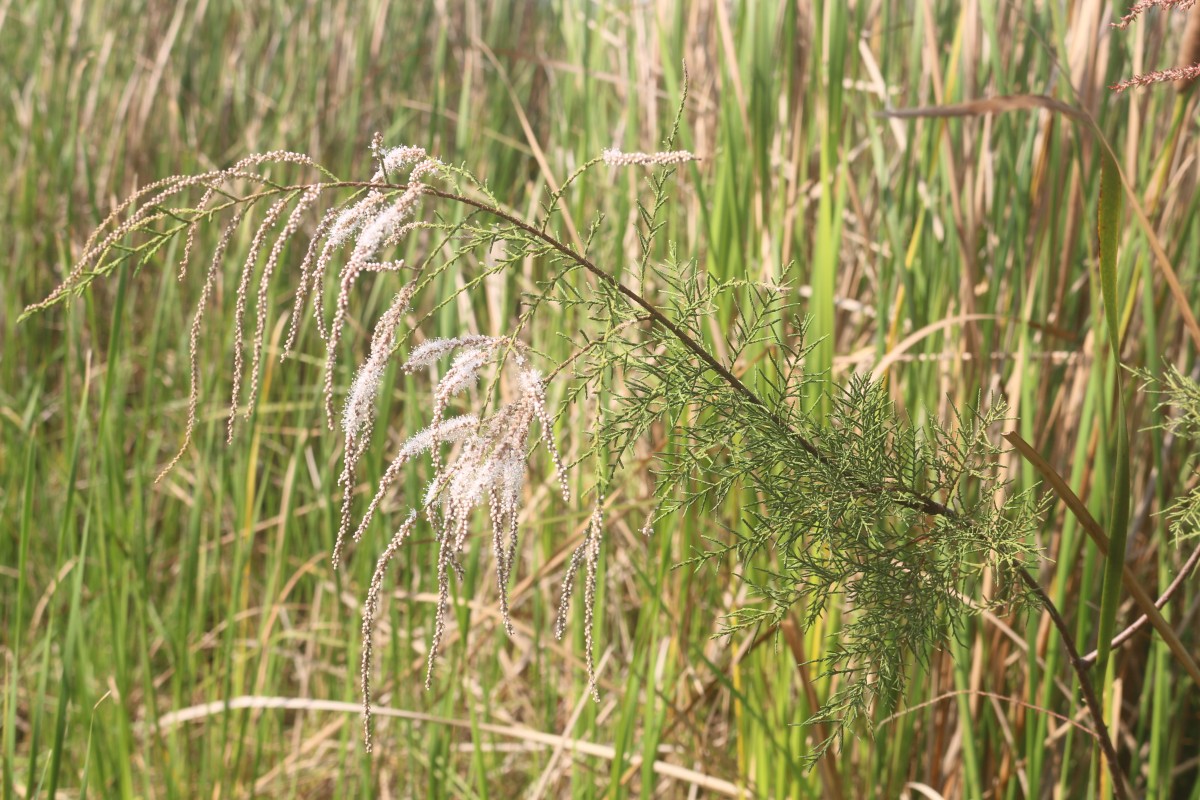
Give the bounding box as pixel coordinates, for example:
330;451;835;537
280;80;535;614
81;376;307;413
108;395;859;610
472;38;584;253
880;95;1200;352
1081;540;1200;663
879;94;1087;121
1003;431;1200;689
1179;8;1200;91
155;695;746;796
871;313;1009;380
878;689;1099;740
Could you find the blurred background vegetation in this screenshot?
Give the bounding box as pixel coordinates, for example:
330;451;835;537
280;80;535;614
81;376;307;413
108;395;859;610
3;0;1199;797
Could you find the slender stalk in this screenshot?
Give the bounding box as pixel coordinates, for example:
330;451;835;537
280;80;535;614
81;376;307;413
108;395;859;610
429;183;957;518
1081;540;1200;665
1005;430;1200;687
1017;568;1130;800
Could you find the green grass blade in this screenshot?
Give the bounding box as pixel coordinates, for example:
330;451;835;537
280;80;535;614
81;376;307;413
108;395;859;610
1094;153;1129;685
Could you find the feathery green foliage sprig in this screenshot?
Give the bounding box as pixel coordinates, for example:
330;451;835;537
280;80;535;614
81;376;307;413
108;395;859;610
523;115;1044;761
1134;365;1200;541
579;260;1044;758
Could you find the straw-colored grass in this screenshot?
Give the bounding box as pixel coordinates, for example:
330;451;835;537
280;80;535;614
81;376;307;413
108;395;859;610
4;2;1200;797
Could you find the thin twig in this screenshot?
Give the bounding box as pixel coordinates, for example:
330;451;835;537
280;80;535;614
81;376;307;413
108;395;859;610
1081;540;1200;665
1017;568;1130;800
1005;430;1200;688
154;695;745;796
422;183;957;519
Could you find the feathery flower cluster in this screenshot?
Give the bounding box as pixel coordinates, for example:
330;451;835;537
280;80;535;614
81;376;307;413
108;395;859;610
31;137;613;753
1111;63;1200;92
555;498;605;701
353;335;573;747
1112;0;1195;28
1110;0;1200;91
601;147;698;166
23;150;324;479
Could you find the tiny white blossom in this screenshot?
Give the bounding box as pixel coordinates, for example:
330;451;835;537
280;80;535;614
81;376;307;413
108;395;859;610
601;147;697;166
405;335;498;370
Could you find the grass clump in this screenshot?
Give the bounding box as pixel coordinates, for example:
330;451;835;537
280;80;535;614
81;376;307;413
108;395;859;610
25;81;1046;772
7;2;1200;797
